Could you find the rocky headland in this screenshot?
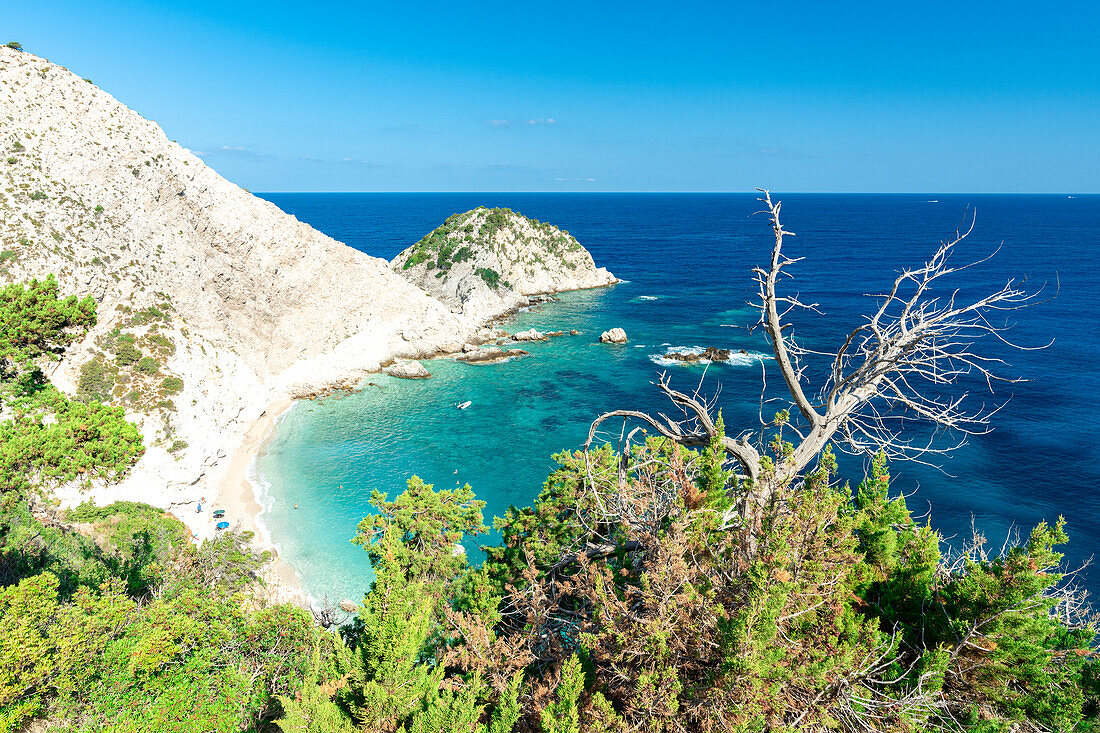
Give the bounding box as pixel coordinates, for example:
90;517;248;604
391;207;617;323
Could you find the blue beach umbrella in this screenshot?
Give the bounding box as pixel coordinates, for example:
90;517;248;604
215;521;229;530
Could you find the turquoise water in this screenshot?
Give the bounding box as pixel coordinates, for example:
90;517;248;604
255;286;773;602
255;193;1100;603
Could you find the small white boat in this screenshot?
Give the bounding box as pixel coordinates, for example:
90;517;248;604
457;401;472;410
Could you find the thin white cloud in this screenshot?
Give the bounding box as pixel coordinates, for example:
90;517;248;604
191;144;264;158
484;118;558;127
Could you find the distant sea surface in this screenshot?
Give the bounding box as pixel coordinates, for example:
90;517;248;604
254;193;1100;603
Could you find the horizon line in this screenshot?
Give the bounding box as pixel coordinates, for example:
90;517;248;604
253;190;1097;196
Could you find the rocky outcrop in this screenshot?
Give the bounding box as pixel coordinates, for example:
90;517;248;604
385;361;431;379
664;347;733;363
600;328;628;344
512;329;547;342
391;207;617;323
0;47;468;510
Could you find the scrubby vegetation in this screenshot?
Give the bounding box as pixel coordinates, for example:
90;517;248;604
2;264;1096;733
0;277;312;732
397;207;581;278
73;305;182;412
475;266;508;289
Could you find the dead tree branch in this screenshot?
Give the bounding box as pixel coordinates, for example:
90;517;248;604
587;189;1043;551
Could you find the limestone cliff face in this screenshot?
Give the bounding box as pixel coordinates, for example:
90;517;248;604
0;47;468;500
391;207;617;323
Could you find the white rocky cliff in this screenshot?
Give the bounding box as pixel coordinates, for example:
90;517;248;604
391;207;617;323
0;46;469;511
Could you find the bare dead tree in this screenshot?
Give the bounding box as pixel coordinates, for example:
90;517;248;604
587;189;1042;552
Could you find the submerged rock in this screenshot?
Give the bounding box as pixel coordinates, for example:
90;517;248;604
664;347;732;363
385;360;431;379
599;328;628;344
458;347;528;364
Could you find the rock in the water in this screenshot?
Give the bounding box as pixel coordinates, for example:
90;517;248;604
546;330;565;337
512;328;547;341
459;347;528;364
462;343;479;353
664;347;731;363
339;600;358;613
385;360;431;379
599;328;628;344
569;329;579;335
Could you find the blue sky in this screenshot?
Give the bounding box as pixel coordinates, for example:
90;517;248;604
7;1;1098;192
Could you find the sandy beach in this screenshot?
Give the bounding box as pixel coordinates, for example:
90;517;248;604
203;396;306;605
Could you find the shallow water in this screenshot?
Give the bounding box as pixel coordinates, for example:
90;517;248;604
255;193;1100;603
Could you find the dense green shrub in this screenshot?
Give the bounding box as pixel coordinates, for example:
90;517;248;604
160;375;183;394
135;356;159;374
76;357;114;403
112;334;141;365
0;387;144;493
474;267;507;288
0;275;95;379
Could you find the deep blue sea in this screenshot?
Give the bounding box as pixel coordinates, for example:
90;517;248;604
254;193;1100;604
